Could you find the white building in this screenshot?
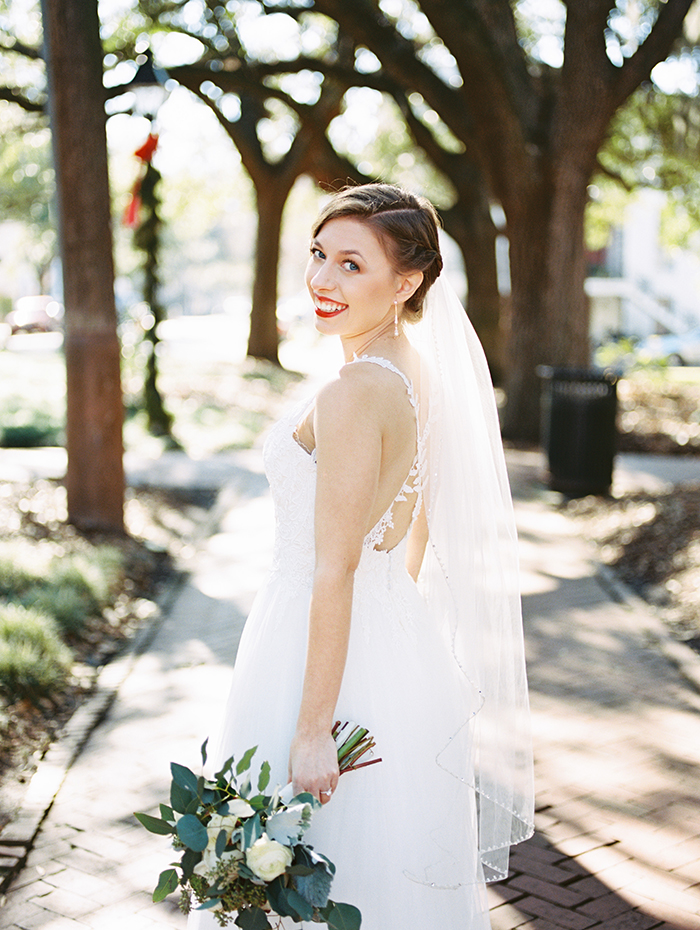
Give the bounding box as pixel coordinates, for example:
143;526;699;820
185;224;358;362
586;189;700;344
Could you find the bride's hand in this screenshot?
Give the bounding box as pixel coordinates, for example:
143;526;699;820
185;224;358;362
289;731;339;805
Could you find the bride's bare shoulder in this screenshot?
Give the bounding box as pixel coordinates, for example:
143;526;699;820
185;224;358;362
314;360;401;429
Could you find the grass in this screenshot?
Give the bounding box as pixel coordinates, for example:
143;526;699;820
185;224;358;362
0;603;73;703
0;539;124;639
1;332;299;454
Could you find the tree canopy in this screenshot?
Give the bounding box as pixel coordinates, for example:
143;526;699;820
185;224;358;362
2;0;700;440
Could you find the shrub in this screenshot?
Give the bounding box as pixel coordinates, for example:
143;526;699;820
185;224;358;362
0;542;124;638
0;602;72;702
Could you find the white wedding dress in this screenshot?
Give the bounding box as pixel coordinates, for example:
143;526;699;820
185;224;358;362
188;356;492;930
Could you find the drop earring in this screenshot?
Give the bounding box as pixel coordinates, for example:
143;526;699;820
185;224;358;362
394;300;399;337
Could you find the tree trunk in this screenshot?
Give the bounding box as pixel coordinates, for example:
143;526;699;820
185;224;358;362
247;182;291;363
442;198;504;384
502;159;590;442
41;0;124;532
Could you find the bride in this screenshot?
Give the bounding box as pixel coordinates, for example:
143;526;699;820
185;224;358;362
188;183;533;929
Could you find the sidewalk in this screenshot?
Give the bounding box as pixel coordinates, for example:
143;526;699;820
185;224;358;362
1;448;699;929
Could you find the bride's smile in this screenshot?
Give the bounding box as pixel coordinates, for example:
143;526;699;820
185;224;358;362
305;215;413;355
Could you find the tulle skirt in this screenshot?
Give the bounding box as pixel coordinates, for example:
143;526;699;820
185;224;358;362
187;541;491;930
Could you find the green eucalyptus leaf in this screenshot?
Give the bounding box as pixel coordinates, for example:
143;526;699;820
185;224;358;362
266;879;302;922
325;901;362;930
180;847;201;882
153;868;179;903
201;737;209;766
236;746;258;775
159;803;175;822
215;755;235;781
237;863;257;882
197;897;224;910
171;779;193;814
134;811;174;836
284;887;314;922
215;828;228;858
242;812;262;848
234;906;273;930
257;760;271;792
171;762;200;796
176;813;209;852
185;796;201;815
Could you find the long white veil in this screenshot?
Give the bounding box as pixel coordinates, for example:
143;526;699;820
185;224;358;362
408;273;534;882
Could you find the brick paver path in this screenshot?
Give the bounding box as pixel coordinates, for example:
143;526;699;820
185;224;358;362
1;451;699;929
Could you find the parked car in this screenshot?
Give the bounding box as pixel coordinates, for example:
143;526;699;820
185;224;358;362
6;296;63;334
635;327;700;366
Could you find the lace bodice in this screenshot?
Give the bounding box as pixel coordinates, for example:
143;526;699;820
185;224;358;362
262;357;426;591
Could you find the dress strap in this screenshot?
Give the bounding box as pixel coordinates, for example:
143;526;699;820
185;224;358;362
350;354;417;408
350;355;425;552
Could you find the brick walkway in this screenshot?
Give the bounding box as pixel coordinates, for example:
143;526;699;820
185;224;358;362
1;449;699;929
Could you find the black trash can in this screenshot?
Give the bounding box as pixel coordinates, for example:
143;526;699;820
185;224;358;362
537;366;618;497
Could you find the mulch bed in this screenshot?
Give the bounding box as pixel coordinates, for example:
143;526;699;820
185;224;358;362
564;375;700;646
565;484;700;647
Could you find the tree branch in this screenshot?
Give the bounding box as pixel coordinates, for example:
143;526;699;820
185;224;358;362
0;36;43;60
611;0;695;110
312;0;471;140
0;86;46;112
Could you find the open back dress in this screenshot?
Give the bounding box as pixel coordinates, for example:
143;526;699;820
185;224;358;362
188;357;492;930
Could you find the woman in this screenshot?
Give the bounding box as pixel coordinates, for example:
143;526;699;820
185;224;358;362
189;184;533;929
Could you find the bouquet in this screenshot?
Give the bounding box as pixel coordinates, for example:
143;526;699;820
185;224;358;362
135;723;380;929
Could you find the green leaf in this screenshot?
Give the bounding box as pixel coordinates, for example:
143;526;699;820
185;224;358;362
242;812;262;848
266;878;302;922
171;779;194;814
325;901;362;930
185;796;202;815
201;737;209;766
257;760;271;792
236;746;258;775
180;847;201;882
176;814;209;852
215;828;227;858
153;868;179;903
197;897;223;910
284;887;314;922
134;811;174;836
159;804;175;822
214;755;235;781
171;762;200;796
235;906;273;930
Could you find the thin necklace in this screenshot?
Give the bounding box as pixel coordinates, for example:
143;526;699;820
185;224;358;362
352;317;398;359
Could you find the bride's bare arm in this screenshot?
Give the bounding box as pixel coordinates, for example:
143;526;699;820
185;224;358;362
289;368;382;803
405;500;428;582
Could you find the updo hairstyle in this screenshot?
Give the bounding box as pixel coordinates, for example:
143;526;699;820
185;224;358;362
312;183;443;319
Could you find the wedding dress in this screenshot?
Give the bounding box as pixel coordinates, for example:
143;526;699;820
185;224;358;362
188;276;533;930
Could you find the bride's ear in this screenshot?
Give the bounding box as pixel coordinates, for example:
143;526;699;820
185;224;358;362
396;270;423;305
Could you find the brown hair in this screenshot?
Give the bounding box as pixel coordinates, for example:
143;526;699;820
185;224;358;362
311;183;443;319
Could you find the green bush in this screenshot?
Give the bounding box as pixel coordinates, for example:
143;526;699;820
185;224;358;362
0;404;64;448
0;602;73;702
0;542;124;638
20;585;94;637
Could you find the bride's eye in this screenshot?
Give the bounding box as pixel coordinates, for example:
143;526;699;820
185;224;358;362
343;260;360;272
310;247;326;261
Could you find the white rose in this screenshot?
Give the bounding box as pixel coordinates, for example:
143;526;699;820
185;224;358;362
207;811;247;842
245;835;293;881
193;845;219;878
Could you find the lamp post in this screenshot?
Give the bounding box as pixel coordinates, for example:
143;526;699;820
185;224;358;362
120;51;178;443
